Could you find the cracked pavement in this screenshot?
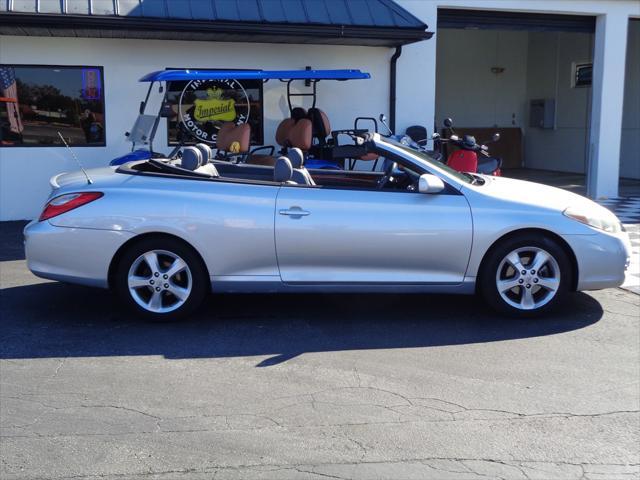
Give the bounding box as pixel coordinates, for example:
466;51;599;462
1;221;639;479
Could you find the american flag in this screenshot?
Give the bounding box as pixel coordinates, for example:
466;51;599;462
0;66;24;134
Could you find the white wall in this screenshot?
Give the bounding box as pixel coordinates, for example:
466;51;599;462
621;20;640;180
435;29;529;129
0;36;390;220
524;31;594;174
394;1;438;139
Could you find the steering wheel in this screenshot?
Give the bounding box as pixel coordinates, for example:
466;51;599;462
377;160;397;190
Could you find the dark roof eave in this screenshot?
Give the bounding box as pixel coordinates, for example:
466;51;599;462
0;13;433;47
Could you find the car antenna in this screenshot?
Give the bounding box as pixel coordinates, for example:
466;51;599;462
57;131;93;185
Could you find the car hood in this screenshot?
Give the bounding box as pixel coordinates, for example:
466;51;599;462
469;175;600;213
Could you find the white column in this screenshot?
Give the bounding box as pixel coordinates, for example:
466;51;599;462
587;13;630;199
395;2;438;143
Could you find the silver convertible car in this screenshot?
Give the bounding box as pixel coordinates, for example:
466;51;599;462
25;133;631;321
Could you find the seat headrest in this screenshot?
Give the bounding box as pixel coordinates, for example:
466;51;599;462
287;118;312;151
276;108;309;147
288;148;305;169
276;118;295;147
406;125;428;143
217;122;251;153
274;156;293;183
291;107;307;122
195;143;213;162
181;146;203;171
308;108;331;140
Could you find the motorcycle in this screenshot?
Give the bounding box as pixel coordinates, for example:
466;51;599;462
435;118;502;176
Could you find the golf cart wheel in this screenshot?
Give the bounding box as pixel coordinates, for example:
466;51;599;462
115;236;208;321
480;234;571;317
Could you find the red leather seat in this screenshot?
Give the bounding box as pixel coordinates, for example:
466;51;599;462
276;107;312;151
216;122;250;156
308;107;331;145
287;119;313;151
246;108;312;167
275;118;296;147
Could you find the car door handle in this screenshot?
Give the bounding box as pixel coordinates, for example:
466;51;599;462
279;207;310;217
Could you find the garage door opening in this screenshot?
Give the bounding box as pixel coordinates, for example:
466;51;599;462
435;10;600;194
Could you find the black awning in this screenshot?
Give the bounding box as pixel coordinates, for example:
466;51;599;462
438;9;595;33
0;0;433;47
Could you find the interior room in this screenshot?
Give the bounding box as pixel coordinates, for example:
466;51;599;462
435;14;639;195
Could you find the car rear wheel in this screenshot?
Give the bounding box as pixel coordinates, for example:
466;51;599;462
479;235;571;317
115;237;208;321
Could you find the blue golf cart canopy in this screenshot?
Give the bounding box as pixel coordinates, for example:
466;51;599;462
140;69;371;83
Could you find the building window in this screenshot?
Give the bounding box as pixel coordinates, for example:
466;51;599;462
165;72;264;146
572;62;593;88
0;65;105;147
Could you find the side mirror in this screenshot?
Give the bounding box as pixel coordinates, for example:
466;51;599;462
418;174;445;194
431;132;441;140
492;133;501;142
443;117;453;128
378;113;393;135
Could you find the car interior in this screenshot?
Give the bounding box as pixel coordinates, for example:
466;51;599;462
123;99;428;192
126;141;425;193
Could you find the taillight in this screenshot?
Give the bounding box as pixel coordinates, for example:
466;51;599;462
39;192;103;221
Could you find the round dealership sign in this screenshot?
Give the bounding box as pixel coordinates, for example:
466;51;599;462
178;79;250;144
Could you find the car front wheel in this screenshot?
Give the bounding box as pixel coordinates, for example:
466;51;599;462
480;235;571;317
114;237;208;321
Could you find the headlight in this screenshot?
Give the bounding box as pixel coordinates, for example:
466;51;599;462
563;205;622;233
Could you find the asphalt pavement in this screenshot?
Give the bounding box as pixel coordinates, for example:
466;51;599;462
1;221;638;480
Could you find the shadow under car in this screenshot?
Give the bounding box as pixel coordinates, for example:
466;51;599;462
0;281;603;366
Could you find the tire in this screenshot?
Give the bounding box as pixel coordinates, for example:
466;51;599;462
479;234;572;317
114;236;208;321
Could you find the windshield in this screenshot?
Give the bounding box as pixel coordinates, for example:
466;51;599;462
380;137;475;185
128;114;157;144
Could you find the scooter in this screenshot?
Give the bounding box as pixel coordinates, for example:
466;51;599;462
378;114;443;161
435;118;502;176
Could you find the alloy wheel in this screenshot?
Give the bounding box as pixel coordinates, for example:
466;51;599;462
495;247;561;311
127;249;193;314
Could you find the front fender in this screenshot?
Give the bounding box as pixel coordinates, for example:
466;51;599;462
463;189;597;279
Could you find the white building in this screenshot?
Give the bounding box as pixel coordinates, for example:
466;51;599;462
0;0;638;221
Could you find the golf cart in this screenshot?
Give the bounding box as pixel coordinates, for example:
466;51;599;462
110;69;379;170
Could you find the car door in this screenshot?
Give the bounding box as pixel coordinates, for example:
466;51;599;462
275;184;473;284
